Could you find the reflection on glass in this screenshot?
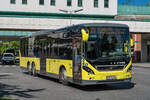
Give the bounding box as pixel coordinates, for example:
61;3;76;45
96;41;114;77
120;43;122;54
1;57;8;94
84;27;130;61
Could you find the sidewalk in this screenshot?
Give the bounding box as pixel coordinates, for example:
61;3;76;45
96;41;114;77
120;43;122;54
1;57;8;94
133;63;150;68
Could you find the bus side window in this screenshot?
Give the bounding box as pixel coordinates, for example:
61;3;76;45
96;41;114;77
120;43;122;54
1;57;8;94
76;41;81;63
33;44;39;57
50;39;55;58
53;39;58;58
57;38;72;59
58;39;72;59
47;43;50;57
24;39;28;57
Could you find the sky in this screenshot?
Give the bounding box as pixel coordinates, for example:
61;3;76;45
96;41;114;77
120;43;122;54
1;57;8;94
118;0;150;6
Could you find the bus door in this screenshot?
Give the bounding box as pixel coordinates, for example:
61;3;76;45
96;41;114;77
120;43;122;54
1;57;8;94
40;41;47;74
73;39;82;82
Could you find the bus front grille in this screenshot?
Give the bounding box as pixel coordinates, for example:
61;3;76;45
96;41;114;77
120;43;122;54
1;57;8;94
95;65;125;71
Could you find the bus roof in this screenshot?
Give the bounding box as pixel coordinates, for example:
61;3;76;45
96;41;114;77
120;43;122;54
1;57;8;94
23;23;129;38
79;23;129;28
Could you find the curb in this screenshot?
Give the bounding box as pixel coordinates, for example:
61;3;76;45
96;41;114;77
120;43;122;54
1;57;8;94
133;65;150;68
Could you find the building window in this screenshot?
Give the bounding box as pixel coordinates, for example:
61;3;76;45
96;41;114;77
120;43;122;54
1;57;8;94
78;0;82;7
50;0;55;6
10;0;16;4
39;0;44;5
22;0;27;4
104;0;109;8
67;0;72;7
94;0;98;8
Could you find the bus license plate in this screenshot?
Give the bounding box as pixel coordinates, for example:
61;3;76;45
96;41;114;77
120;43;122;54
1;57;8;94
106;76;116;80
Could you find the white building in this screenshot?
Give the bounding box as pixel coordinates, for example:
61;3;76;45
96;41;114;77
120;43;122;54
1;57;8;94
0;0;117;16
0;0;118;30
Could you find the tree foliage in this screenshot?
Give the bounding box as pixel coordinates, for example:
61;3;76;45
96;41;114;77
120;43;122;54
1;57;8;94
0;41;19;53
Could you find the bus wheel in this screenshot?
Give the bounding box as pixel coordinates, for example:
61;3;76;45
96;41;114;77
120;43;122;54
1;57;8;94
59;68;68;85
32;63;37;77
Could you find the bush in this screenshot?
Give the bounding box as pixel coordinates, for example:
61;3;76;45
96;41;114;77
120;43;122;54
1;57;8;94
0;97;13;100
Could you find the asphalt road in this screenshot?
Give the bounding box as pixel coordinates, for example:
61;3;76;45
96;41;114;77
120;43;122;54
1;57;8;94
0;64;150;100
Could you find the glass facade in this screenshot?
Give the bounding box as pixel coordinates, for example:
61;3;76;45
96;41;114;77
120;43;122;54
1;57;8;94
118;0;150;14
118;0;150;6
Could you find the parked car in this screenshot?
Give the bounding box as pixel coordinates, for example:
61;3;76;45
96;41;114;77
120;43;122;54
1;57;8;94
1;53;15;64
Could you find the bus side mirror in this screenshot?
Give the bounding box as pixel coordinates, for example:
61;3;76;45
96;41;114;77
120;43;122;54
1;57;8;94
81;29;89;42
130;39;134;47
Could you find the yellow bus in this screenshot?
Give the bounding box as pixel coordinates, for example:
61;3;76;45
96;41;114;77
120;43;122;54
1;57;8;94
20;23;133;85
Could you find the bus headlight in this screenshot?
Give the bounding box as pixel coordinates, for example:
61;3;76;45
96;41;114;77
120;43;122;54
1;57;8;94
83;66;95;75
127;65;132;72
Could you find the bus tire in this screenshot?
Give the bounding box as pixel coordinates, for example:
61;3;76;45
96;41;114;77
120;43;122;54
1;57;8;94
32;63;37;77
59;67;68;85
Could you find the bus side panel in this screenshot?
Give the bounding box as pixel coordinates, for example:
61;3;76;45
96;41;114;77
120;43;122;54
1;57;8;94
46;59;54;73
20;57;40;71
20;57;28;68
46;59;73;78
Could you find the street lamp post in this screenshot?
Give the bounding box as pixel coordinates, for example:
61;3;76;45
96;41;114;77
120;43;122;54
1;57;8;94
59;9;83;26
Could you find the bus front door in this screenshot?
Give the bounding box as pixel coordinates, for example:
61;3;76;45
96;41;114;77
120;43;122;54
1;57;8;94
73;39;81;83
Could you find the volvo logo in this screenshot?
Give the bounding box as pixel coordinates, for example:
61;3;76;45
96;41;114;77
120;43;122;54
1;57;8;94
110;62;125;65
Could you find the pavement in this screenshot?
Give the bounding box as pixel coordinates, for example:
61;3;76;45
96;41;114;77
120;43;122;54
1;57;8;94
133;63;150;68
1;64;150;100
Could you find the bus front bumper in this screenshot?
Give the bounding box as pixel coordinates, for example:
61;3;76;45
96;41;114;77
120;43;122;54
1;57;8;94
80;78;132;86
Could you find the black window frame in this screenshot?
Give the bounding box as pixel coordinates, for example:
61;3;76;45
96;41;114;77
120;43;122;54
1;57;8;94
10;0;16;4
104;0;109;8
94;0;98;8
39;0;44;5
78;0;83;7
22;0;27;5
50;0;55;6
67;0;72;7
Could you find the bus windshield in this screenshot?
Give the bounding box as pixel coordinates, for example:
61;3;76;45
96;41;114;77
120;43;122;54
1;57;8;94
84;27;131;61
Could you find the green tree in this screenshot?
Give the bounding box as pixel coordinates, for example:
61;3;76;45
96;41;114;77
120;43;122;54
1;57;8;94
0;41;19;54
9;41;20;51
0;42;9;53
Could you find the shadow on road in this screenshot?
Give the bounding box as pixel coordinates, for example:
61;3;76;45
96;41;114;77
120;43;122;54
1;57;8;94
69;82;136;92
33;74;136;92
0;83;45;99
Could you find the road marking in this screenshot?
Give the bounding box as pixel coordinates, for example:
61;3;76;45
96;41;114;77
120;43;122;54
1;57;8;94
0;73;14;76
0;65;16;68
